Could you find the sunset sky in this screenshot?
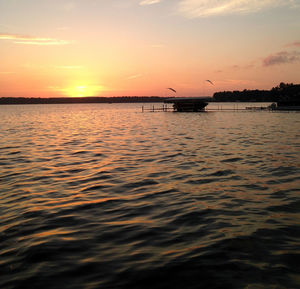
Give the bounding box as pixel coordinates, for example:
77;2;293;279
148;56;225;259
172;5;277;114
1;0;299;97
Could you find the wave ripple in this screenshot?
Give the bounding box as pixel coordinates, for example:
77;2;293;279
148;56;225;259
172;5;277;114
1;104;299;289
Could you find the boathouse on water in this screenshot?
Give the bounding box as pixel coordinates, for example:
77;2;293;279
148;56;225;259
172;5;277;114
164;97;209;112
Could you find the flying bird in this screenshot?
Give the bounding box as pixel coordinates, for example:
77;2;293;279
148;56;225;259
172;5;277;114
167;87;176;93
206;80;214;85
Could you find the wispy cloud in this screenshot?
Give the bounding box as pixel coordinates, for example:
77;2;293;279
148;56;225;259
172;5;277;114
231;63;255;70
14;41;70;45
285;41;300;48
139;0;162;6
177;0;297;18
263;50;300;66
0;33;72;45
126;74;143;80
54;65;83;70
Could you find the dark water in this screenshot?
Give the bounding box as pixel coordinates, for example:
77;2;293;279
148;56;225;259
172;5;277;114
1;103;299;289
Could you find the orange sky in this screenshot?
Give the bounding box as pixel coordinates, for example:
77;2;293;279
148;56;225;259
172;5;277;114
0;0;299;97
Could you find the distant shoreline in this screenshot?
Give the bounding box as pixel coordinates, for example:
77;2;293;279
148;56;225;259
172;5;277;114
0;96;170;105
0;97;287;105
1;83;299;105
0;97;278;105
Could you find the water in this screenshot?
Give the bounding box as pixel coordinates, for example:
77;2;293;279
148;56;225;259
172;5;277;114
1;103;299;289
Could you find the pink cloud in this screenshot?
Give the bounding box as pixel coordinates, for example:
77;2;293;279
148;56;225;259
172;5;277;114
286;41;300;47
263;51;300;66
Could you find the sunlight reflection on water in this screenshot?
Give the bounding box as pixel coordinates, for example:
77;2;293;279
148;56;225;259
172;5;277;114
0;103;300;289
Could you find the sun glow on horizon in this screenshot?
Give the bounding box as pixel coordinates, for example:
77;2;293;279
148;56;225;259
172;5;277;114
67;85;89;97
56;84;106;97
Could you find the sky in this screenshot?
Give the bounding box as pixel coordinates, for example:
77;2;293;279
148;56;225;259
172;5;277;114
0;0;299;97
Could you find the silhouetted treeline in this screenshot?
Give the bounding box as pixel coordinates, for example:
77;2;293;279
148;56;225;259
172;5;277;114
2;83;299;105
0;96;168;105
270;83;300;101
213;83;300;102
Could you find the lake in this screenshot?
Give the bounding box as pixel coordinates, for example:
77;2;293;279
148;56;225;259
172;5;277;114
1;103;299;289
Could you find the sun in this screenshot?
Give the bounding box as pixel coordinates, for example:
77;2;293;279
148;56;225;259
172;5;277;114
69;85;88;97
64;84;104;97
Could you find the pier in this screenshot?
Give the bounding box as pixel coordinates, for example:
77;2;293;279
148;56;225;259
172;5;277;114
142;104;271;112
142;97;272;112
142;104;174;112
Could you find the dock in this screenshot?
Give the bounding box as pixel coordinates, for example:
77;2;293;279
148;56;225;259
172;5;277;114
142;105;174;112
141;104;271;112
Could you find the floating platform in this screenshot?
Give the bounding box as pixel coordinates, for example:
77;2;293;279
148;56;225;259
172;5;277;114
274;101;300;111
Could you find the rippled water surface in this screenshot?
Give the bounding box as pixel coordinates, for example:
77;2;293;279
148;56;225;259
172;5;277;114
1;103;300;289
